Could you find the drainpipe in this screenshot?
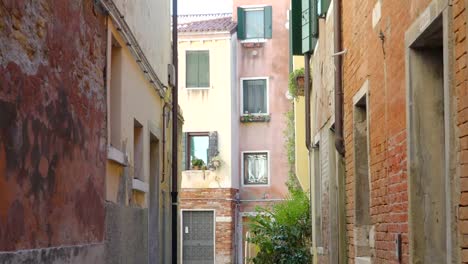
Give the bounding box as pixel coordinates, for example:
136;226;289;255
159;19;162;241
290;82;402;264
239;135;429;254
171;0;179;262
305;52;312;151
334;0;345;156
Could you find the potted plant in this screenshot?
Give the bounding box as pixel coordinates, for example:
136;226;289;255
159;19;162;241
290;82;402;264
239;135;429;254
288;68;306;98
191;157;205;170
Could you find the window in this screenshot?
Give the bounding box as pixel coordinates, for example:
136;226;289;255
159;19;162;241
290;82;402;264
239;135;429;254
187;133;209;169
186;50;209;88
237;6;272;40
133;119;143;180
242;78;268;115
243;152;269;185
317;0;331;17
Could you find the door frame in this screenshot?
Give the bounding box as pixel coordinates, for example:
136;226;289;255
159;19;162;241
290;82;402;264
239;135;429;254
180;209;217;264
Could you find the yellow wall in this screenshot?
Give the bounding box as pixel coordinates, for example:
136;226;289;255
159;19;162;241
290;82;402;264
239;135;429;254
293;56;309;191
106;21;171;209
178;33;239;189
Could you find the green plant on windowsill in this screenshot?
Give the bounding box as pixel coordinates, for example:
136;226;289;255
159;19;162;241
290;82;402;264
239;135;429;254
288;67;305;99
191;157;205;170
240;114;271;123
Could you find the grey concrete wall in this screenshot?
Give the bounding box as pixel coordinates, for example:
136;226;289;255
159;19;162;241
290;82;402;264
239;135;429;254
105;202;149;264
0;244;105;264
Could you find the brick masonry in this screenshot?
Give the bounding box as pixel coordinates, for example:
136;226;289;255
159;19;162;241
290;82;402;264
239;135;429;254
0;0;107;251
455;0;468;263
180;188;238;264
342;0;438;263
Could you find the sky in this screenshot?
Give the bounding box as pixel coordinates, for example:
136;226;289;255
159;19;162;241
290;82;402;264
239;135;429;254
178;0;232;15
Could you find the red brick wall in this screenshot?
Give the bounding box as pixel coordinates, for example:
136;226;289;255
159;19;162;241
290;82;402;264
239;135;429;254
180;188;238;263
455;0;468;263
0;0;107;251
342;0;433;263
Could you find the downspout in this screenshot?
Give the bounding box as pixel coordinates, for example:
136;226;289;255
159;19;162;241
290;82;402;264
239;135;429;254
334;0;345;156
305;52;312;151
171;0;179;262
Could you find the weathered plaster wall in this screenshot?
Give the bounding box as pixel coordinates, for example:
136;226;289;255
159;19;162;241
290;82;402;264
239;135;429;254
111;0;171;84
0;0;106;254
178;35;238;189
233;0;290;204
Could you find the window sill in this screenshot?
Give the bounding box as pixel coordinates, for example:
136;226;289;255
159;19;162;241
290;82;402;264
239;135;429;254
241;41;265;48
132;178;148;193
240;114;271;123
185;87;210;90
241;38;267;43
108;146;127;166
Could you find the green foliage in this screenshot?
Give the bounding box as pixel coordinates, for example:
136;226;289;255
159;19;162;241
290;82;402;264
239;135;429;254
191;157;205;168
247;188;312;264
284;105;300;190
288;68;305;99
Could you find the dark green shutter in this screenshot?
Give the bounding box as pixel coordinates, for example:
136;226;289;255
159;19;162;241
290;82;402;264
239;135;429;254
302;0;319;53
264;6;272;39
237;7;246;40
311;0;319;38
186;51;198;87
182;132;188;170
319;0;331;17
291;0;302;55
198;51;209;87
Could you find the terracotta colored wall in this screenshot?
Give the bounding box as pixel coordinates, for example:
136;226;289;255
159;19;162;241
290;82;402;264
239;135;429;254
0;0;107;251
233;0;290;208
342;0;438;263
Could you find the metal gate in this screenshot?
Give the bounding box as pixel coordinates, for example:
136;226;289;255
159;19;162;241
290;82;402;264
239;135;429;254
182;211;215;264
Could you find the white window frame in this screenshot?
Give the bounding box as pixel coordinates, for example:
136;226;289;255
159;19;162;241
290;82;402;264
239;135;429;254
180;209;216;264
185;49;211;90
240;77;269;116
240;5;268;43
241;150;271;187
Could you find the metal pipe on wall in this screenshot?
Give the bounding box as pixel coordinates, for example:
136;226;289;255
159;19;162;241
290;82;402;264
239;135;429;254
305;52;312;151
334;0;345;156
171;0;179;262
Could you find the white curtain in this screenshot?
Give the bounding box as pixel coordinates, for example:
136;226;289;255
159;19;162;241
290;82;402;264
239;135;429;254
245;153;268;184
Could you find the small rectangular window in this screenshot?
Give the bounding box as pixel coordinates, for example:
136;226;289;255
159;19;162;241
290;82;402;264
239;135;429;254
243;152;269;185
186;50;210;88
186;132;209;169
237;6;272;40
242;79;268;115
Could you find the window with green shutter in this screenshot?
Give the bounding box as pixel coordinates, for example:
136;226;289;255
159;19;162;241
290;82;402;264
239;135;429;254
242;78;268;115
302;0;319;53
186;50;210;88
318;0;331;17
237;6;272;40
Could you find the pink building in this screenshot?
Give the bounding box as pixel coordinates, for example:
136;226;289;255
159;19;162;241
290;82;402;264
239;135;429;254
233;0;291;261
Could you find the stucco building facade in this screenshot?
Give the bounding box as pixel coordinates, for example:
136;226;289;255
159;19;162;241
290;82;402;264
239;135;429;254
0;0;181;263
177;14;239;264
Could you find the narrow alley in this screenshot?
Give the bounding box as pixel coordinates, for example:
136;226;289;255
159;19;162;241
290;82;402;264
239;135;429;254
0;0;467;264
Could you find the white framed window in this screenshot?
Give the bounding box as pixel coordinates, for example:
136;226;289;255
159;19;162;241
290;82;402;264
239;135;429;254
241;77;269;115
242;151;270;186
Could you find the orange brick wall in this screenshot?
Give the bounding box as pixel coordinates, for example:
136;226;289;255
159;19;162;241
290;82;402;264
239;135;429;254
455;0;468;263
180;188;238;263
342;1;433;263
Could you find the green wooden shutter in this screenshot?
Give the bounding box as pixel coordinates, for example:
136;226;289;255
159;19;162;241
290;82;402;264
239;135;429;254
319;0;331;17
302;0;319;53
291;0;302;55
198;51;209;87
311;0;318;38
208;131;219;164
264;6;272;39
182;132;188;170
186;51;198;87
237;7;246;40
